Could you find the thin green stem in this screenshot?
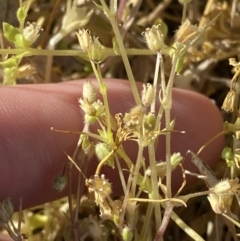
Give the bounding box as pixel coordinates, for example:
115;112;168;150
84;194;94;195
99;0;141;105
131;144;144;195
148;143;161;231
159;53;166;95
0;48;153;57
91;62;111;132
119;166;133;230
115;154;127;192
140;203;153;238
164;46;181;199
117;146;134;170
165;109;171;198
150;52;161;113
110;0;117;13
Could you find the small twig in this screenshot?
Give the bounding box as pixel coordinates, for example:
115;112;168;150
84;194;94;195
154;202;173;241
143;0;172;25
174;163;186;197
199;0;216;27
40;0;62;48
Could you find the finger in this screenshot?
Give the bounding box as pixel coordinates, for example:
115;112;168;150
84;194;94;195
0;79;224;209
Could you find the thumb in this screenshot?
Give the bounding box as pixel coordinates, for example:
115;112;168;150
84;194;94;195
0;79;224;208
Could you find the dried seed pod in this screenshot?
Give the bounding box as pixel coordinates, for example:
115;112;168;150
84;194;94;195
208;192;232;214
86;174;112;205
124;105;146;130
175;19;198;45
221;90;236;113
208;179;240;214
210;178;240;195
142;24;167;52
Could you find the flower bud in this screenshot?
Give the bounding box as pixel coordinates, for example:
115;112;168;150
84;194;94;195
88;37;103;63
143;112;156;131
76;29;103;62
146;153;182;177
122;225;133;241
141;83;155;107
83;81;96;103
170;152;183;170
17;7;27;22
79;99;105;125
53;175;67;192
95;143;114;168
221;147;233;161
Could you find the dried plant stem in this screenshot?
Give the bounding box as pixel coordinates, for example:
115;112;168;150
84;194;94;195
181;1;189;23
148;143;161;230
143;0;172;25
40;0;61;48
199;0;215;27
99;0;141;105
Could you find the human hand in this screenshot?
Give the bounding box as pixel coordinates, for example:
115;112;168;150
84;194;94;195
0;79;224;209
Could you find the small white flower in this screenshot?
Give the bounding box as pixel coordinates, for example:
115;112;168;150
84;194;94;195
23;22;43;47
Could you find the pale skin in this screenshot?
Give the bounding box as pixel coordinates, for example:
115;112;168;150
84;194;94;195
0;79;224;211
